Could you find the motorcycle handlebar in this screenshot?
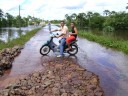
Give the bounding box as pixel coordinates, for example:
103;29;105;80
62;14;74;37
50;32;59;38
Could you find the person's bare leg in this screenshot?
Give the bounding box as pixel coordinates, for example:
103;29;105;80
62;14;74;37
66;43;71;51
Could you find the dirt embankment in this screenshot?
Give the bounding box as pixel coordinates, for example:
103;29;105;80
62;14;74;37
0;46;22;76
0;58;104;96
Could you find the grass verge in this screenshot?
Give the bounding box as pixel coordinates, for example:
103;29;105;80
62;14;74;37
78;31;128;54
0;28;41;50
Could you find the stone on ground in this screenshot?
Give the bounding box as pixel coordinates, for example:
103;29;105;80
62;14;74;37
0;58;104;96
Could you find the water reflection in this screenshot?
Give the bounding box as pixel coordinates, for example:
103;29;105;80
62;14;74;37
0;26;41;43
91;30;128;40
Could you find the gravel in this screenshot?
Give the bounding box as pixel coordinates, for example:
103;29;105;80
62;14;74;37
0;58;104;96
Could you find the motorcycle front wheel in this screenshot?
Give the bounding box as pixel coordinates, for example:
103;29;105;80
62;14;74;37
40;45;50;55
68;45;78;55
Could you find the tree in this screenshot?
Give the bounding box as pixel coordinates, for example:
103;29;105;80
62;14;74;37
65;14;72;26
50;20;61;24
90;13;105;29
126;3;128;9
5;13;14;27
103;12;128;30
77;13;87;29
65;10;128;31
93;12;100;17
103;10;110;16
0;9;4;27
87;11;93;28
110;11;117;15
70;13;77;20
1;18;7;27
34;17;42;25
23;17;29;26
0;8;42;28
0;9;3;18
87;11;93;18
15;15;22;27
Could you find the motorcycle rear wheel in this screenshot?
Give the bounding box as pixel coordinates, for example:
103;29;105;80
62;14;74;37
68;45;78;55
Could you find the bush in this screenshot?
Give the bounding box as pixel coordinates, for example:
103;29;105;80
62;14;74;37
103;26;115;32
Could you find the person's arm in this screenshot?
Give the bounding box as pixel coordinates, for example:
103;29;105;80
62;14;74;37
57;31;66;38
51;29;58;32
57;26;68;38
58;32;65;37
51;28;61;32
70;27;78;35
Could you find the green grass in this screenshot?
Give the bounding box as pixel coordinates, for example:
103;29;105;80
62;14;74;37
0;40;4;44
0;28;41;50
78;31;128;54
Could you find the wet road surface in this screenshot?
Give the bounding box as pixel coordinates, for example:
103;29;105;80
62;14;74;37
0;25;128;96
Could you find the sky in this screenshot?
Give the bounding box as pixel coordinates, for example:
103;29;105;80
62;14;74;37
0;0;128;20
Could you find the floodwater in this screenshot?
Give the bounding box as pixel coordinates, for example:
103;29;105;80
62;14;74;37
0;25;41;43
0;25;128;96
91;30;128;40
77;38;128;96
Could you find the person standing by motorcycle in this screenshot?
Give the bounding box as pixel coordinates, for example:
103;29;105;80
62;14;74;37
66;22;78;51
51;21;69;57
48;21;51;31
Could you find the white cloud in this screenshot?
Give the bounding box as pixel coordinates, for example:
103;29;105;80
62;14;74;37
0;0;128;20
0;0;24;11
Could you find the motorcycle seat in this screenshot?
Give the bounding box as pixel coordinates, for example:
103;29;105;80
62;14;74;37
70;40;78;45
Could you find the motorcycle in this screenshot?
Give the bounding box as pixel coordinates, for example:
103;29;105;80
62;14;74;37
40;32;78;55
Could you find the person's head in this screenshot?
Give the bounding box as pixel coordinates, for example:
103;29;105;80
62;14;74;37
60;21;65;27
71;22;76;28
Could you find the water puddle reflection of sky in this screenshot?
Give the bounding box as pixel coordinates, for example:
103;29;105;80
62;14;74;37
0;26;41;43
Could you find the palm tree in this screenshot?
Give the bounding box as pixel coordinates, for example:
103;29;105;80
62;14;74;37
110;11;117;15
76;13;87;29
0;9;3;18
87;11;93;29
126;6;128;9
87;11;93;18
103;10;110;16
0;9;4;27
65;14;72;25
93;12;100;17
5;13;14;27
126;3;128;9
65;14;69;19
70;13;77;20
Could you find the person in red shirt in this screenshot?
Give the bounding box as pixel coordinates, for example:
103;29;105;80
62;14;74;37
66;22;78;51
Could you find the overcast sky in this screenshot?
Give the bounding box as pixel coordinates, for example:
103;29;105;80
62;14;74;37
0;0;128;20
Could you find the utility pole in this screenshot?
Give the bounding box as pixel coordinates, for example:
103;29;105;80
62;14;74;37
19;5;21;28
19;5;20;16
0;11;3;27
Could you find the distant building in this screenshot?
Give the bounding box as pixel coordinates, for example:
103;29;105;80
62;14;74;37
40;21;46;26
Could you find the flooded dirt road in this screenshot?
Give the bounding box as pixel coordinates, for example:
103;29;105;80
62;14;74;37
0;25;128;96
77;38;128;96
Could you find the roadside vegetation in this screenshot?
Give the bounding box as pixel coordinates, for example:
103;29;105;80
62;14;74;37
0;28;41;50
64;5;128;54
0;9;42;28
78;31;128;54
65;10;128;31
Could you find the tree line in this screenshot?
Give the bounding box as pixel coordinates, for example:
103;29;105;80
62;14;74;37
65;10;128;31
0;9;42;28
